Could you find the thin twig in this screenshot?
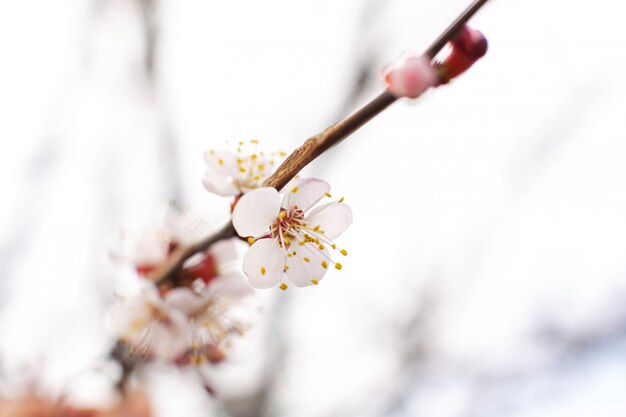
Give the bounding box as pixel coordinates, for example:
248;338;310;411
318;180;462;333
152;0;491;286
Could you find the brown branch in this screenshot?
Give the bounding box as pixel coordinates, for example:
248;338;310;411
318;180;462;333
152;0;491;286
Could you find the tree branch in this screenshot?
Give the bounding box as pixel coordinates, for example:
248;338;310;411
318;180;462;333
152;0;492;286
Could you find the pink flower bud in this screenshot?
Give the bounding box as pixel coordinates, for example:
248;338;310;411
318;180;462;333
384;56;438;99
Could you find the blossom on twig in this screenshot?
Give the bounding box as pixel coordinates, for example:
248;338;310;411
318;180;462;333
203;140;285;197
107;285;190;360
113;208;243;288
108;278;250;363
232;178;352;289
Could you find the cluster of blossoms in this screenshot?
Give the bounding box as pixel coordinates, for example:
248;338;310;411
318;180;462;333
384;25;488;98
2;11;490;414
202;141;353;290
108;141;353;367
109;209;251;364
105;23;487;381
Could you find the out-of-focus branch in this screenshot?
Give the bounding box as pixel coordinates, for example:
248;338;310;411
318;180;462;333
152;0;492;286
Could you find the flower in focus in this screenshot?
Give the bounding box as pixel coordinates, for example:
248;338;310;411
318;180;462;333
203;140;286;197
384;56;438;99
232;178;352;289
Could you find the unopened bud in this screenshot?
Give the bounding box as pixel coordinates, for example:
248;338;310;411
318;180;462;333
452;26;488;59
384;56;438;99
437;25;488;84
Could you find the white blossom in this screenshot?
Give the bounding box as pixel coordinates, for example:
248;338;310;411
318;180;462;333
232;178;352;289
107;285;189;360
202;141;285;196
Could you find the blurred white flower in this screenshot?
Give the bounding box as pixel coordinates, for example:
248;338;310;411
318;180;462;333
108;269;251;363
232;178;352;289
166;285;249;365
202;140;285;196
113;209;246;288
107;285;189;360
113;207;209;276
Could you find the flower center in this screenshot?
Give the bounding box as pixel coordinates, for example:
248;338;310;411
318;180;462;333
272;209;305;247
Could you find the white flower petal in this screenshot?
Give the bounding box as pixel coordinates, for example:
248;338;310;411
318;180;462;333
148;308;190;359
242;238;284;289
208;238;240;266
203;150;239;175
282;178;330;211
202;165;240;197
107;291;190;360
202;150;242;196
128;229;170;265
164;287;205;316
164;208;208;245
209;271;254;298
305;202;353;239
232;187;281;237
285;243;330;287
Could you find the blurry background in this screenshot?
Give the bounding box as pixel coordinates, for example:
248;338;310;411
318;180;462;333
1;0;626;416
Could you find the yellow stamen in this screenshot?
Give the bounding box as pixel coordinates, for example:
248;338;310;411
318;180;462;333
218;159;224;165
311;279;319;285
284;237;291;245
279;283;288;291
258;164;265;170
239;167;246;173
278;211;287;219
340;249;348;256
335;263;343;270
338;197;345;203
291;186;298;193
325;192;332;198
318;244;324;250
284;265;289;270
321;261;328;269
260;267;266;275
250;139;259;144
247;237;255;245
303;257;310;262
